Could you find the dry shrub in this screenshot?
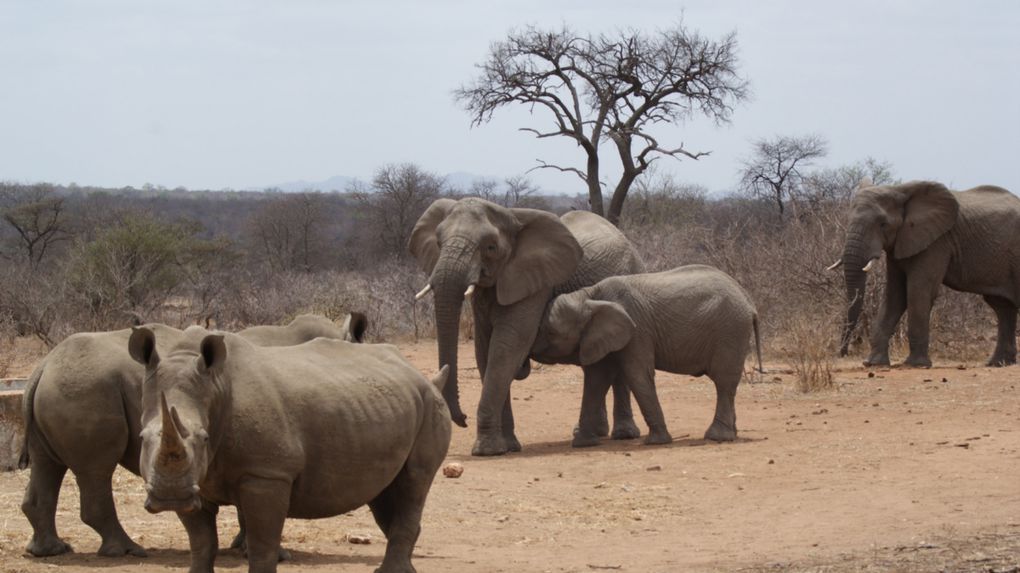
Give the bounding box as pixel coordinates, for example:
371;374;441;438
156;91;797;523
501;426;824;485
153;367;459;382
0;310;15;377
785;312;836;392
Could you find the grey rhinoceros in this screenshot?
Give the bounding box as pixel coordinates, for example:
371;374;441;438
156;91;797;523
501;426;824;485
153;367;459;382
130;326;451;573
19;313;366;558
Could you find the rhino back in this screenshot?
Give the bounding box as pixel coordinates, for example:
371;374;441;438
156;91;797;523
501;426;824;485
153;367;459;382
208;339;431;518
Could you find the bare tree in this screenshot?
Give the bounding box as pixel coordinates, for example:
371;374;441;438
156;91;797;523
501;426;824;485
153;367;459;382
0;183;75;268
246;192;331;272
455;23;748;225
466;174;546;209
351;163;445;258
738;134;828;216
800;158;896;206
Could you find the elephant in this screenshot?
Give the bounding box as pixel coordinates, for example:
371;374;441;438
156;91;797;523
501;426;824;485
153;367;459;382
409;198;645;456
129;327;450;573
530;265;762;446
831;180;1020;367
18;313;366;558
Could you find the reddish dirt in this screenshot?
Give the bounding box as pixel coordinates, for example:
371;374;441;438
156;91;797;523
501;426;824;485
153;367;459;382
0;341;1018;572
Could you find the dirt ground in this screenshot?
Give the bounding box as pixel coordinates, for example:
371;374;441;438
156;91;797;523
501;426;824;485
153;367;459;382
0;341;1017;572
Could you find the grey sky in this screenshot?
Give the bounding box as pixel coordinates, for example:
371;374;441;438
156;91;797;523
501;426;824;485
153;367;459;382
1;1;1017;195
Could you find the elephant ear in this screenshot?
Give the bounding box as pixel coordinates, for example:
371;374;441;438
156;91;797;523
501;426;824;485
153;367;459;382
578;300;636;366
408;198;457;274
496;209;583;305
893;181;960;260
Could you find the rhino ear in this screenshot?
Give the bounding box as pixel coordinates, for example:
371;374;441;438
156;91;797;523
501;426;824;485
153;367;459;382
129;327;160;368
343;312;368;343
197;334;227;374
408;198;457;275
578;301;636;366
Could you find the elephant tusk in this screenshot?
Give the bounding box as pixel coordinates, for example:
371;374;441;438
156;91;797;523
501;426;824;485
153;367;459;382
464;284;476;298
826;259;843;271
862;259;876;272
414;284;433;300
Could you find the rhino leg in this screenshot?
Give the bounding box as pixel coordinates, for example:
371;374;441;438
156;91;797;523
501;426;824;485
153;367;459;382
237;479;291;573
21;449;72;557
77;469;147;557
231;509;292;562
178;504;219;573
370;411;448;573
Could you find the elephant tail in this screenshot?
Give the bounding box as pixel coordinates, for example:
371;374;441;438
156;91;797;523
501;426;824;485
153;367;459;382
752;313;765;374
18;362;45;470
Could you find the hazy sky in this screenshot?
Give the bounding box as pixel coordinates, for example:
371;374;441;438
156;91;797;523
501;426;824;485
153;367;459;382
1;1;1017;195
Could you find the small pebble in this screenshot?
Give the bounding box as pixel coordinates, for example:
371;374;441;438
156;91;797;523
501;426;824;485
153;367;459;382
442;463;464;478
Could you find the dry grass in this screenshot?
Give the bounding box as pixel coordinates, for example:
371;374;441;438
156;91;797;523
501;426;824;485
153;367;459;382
785;313;837;392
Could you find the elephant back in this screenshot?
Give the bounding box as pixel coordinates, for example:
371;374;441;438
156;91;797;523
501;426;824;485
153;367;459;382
554;211;646;296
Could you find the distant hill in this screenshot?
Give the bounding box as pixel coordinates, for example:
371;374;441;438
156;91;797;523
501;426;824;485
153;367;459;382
268;175;359;193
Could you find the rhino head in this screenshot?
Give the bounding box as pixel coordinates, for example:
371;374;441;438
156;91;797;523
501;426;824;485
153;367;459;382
130;327;226;514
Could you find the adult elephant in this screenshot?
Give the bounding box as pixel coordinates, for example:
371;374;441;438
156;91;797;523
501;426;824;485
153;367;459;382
832;180;1020;367
409;198;645;456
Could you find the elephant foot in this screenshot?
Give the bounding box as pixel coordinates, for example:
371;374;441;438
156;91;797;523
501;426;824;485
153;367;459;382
471;434;509;456
504;434;522;453
610;419;641;440
704;421;737;442
643;429;672;445
574;421;610;438
986;354;1016;367
26;536;72;557
902;355;932;368
97;536;147;557
863;353;890;367
571;433;601;448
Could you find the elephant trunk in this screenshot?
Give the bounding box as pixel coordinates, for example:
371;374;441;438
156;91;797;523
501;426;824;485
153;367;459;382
430;241;479;428
840;230;871;356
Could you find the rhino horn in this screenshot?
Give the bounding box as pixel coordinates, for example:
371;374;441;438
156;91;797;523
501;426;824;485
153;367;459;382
158;392;188;471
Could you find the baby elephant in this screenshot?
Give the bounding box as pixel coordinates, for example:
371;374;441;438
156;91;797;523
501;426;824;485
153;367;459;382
531;264;762;447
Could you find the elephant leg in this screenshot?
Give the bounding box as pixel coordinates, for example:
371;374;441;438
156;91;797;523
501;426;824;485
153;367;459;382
76;469;147;557
866;266;907;366
472;292;547;456
983;295;1018;366
500;396;522;452
573;363;615;448
903;273;939;368
178;502;219;573
21;447;72;557
704;368;740;442
619;358;671;445
609;379;640;440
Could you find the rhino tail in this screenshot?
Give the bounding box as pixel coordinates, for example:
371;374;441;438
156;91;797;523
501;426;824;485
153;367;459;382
430;365;450;392
18;362;46;470
752;312;765;374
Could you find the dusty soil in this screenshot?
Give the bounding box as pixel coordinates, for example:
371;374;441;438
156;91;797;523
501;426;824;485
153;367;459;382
0;341;1017;572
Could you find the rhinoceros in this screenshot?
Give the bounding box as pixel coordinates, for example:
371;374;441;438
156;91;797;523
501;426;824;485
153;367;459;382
130;326;450;573
19;313;366;558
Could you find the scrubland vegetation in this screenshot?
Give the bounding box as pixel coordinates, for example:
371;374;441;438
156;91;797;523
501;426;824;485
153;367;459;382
0;158;1000;383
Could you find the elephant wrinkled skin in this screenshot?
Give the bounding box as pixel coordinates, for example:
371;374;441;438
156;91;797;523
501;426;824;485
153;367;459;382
19;313;365;558
409;198;645;456
531;265;762;447
131;327;450;573
836;181;1020;367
